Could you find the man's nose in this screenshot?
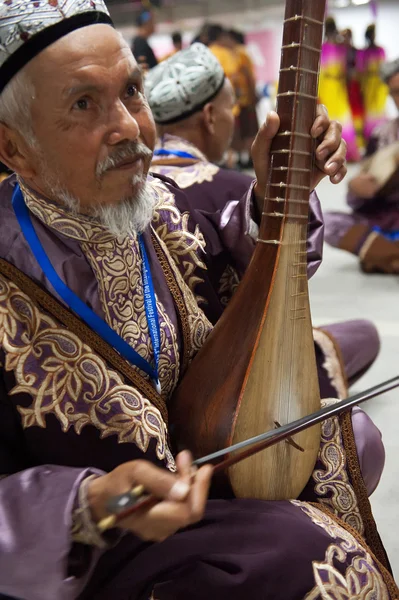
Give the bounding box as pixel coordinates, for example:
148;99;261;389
107;101;140;145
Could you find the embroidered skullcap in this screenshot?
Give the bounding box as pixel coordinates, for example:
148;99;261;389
0;0;113;95
381;58;399;84
145;43;225;125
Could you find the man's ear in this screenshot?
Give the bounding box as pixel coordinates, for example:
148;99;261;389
0;123;36;178
202;102;216;135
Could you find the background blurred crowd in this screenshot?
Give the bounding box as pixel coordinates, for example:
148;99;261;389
126;8;391;172
320;17;388;162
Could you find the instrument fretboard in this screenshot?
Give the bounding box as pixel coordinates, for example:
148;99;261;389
259;0;326;246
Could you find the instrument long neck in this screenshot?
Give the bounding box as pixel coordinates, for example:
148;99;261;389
259;0;326;244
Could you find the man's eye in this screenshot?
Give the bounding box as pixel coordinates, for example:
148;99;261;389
74;98;89;110
126;84;139;98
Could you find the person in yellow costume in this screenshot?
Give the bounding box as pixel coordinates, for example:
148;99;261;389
227;30;259;168
209;26;259;168
358;24;389;141
319;17;360;162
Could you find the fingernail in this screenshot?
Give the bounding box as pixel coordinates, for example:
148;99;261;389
327;161;338;172
318;149;328;160
314;126;323;137
169;480;190;501
332;172;343;183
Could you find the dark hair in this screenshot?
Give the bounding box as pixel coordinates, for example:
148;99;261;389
365;24;376;44
172;32;182;46
325;16;338;38
342;28;353;39
136;10;153;28
207;24;224;44
229;29;245;45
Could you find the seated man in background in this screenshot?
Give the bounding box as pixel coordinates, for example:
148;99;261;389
227;29;259;169
147;44;381;400
0;3;393;598
325;58;399;274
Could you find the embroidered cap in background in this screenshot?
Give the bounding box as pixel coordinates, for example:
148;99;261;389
145;43;226;125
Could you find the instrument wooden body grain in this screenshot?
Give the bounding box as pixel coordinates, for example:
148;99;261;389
170;0;326;501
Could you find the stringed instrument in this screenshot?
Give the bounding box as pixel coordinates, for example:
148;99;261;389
99;375;399;531
170;0;327;501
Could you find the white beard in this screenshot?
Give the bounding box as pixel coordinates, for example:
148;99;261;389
40;168;157;238
59;179;157;238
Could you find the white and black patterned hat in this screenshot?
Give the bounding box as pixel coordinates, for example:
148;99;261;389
145;43;226;125
0;0;112;94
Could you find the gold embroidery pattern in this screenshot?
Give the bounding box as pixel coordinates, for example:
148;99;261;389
311;400;364;536
151;227;212;364
150;177;208;304
81;236;180;399
291;503;390;600
21;183;181;399
151;162;219;189
0;275;175;469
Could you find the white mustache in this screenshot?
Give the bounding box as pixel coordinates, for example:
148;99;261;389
96;142;153;177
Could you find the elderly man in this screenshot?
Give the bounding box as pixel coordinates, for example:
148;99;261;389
0;2;395;600
325;58;399;273
147;45;380;399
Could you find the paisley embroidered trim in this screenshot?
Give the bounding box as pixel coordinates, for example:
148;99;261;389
340;410;391;571
78;232;179;400
151;231;191;374
295;502;399;599
0;266;175;470
150;228;212;371
313;328;349;399
310;399;364;537
150;178;208;303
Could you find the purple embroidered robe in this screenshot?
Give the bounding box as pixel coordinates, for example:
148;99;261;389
0;174;393;600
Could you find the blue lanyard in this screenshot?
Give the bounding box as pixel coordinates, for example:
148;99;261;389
153;148;196;160
12;185;162;393
372;226;399;242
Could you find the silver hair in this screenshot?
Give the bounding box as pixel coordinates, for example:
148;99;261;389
381;58;399;85
0;68;37;147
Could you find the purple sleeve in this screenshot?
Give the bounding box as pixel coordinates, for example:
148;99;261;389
351;407;385;496
307;191;324;278
216;185;324;279
0;466;104;600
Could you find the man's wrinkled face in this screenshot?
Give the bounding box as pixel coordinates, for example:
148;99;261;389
389;73;399;111
26;24;156;210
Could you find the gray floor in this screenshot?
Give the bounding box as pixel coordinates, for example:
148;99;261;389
310;167;399;579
